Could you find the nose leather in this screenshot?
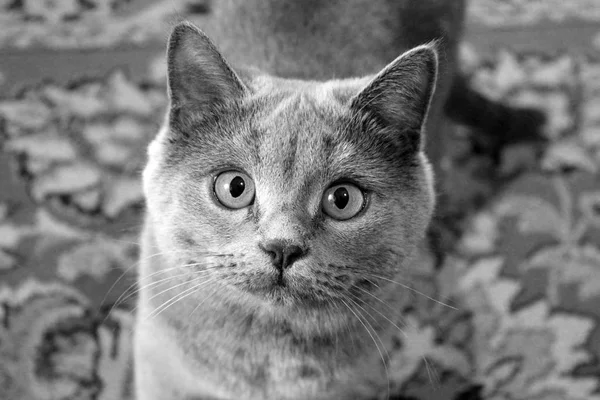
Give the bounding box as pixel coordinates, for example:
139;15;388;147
259;240;307;270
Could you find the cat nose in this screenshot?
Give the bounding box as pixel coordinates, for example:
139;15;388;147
259;240;307;271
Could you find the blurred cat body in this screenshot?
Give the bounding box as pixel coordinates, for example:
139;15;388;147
190;0;466;166
136;1;455;399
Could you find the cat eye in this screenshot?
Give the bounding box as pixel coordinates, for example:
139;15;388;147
321;183;365;220
213;171;255;209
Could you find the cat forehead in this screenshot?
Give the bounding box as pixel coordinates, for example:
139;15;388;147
249;74;366;105
255;90;339;132
251;77;345;114
246;85;350;184
164;75;404;189
247;76;364;147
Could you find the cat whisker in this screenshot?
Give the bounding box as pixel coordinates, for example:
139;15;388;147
330;299;358;351
188;284;220;318
364;272;458;311
103;237;142;247
98;250;161;314
339;297;390;400
105;260;230;323
103;271;206;324
147;277;218;321
423;356;440;388
345;295;384;332
143;259;225;278
98;248;197;312
128;268;219;317
363;277;381;289
351;282;440;389
102;261;220;320
112;271;192;310
351;285;412;333
125;259;225;297
324;298;341;359
98;250;179;321
354;283;442;343
145;269;217;304
348;292;408;339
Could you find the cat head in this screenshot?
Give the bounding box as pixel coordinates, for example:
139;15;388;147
143;22;437;325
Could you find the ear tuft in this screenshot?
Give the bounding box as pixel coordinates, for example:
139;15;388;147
350;43;438;151
167;22;246;114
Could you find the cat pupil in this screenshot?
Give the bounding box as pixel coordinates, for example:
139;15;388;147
333;187;349;209
229;176;245;198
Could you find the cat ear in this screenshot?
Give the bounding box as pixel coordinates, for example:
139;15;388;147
167;22;246;113
349;43;438;151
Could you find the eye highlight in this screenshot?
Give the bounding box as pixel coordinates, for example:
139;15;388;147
213;171;255;209
322;183;365;220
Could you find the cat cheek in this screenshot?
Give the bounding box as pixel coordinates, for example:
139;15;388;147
173;231;197;247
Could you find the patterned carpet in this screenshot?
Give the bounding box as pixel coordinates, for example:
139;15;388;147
1;1;600;400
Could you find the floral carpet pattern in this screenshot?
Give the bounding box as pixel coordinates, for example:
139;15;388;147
2;4;600;400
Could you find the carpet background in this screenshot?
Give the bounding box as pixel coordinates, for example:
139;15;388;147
1;1;600;399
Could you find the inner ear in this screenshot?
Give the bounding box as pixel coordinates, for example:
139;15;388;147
349;43;438;151
167;22;247;114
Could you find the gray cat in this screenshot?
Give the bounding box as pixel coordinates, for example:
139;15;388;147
135;1;525;399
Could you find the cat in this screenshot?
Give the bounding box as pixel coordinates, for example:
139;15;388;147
135;1;540;398
136;21;437;399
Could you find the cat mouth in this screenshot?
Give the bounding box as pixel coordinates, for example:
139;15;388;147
265;274;289;303
230;270;305;305
275;270;287;287
238;282;291;307
251;273;290;297
237;273;331;308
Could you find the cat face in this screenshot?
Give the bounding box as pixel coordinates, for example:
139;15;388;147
143;23;437;318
